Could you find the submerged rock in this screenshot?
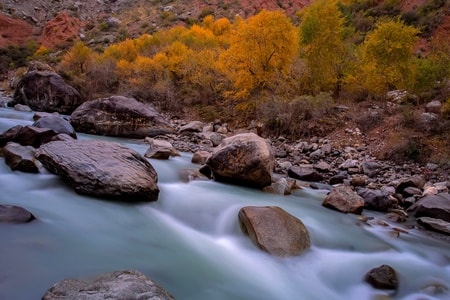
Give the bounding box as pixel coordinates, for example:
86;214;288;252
33;115;77;139
322;185;365;214
365;265;398;290
238;206;310;257
35;139;159;202
0;204;35;223
206;133;274;189
42;270;175;300
71;96;174;138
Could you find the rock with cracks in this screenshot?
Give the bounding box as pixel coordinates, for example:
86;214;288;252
71;96;174;138
206;133;274;188
11;71;83;114
238;206;310;257
35;139;159;202
3;142;39;173
42;270;174;300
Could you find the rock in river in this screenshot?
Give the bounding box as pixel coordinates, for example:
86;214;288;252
70;96;174;138
35;139;159;202
42;270;174;300
206;133;274;188
238;206;311;257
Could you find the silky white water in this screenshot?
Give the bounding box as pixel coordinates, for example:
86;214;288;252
0;107;449;300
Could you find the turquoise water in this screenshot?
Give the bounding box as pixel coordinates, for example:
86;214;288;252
1;107;449;300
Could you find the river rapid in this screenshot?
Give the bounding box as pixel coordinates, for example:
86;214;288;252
0;107;449;300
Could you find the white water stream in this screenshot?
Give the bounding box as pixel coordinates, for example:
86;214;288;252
0;107;449;300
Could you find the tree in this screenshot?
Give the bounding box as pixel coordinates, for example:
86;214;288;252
59;41;93;76
298;0;348;95
359;18;419;96
218;10;299;100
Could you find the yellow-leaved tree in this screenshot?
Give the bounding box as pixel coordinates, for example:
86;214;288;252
359;18;419;96
298;0;347;95
218;10;299;101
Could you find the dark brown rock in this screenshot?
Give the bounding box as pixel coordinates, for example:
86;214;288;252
3;142;39;173
395;175;426;194
11;71;83;114
322;185;365;214
238;206;310;257
191;150;211;165
13;125;59;148
70;96;174;138
35;139;159;202
357;188;392;211
0;125;22;147
0;204;35;223
365;265;398;290
417;217;450;235
42;270;174;300
206;133;274;188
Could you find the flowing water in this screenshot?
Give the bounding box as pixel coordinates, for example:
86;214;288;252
0;107;449;300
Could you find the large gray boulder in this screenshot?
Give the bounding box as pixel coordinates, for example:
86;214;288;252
414;193;450;222
322;185;365;214
206;133;274;188
238;206;310;257
11;71;83;114
3;142;39;173
33;115;77;139
42;270;174;300
35;139;159;202
70;96;174;138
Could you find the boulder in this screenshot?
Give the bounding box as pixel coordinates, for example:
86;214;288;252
11;71;83;114
396;175;426;194
191;150;211;165
144;138;179;158
178;168;210;183
0;125;60;148
0;205;35;223
179;121;204;133
35;139;159;202
42;270;174;300
357;188;391;211
417;217;450;235
3;142;39;173
238;206;310;257
361;161;381;178
71;96;174;138
263;177;298;195
365;265;398;290
288;164;324;182
206;133;274;188
322;185;365;214
414;193;450;222
33;115;77;139
14;104;32;112
424;100;442;114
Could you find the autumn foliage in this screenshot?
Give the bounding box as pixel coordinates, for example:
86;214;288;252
57;6;449;125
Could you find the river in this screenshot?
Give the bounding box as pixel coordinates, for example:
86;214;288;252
0;107;449;300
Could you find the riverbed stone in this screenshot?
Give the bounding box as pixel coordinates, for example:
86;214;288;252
357;188;391;211
322;185;365;214
414;193;450;222
3;142;39;173
71;96;174;138
191;150;211;165
42;270;174;300
417;217;450;235
35;139;159;202
11;70;83;114
238;206;311;256
206;133;274;188
288;164;324;182
12;125;60;148
365;265;398;290
0;204;35;223
33;115;77;139
395;175;426;194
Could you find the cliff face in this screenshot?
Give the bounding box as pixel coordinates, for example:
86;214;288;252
0;14;40;48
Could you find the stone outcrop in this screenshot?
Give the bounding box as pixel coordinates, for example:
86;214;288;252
42;270;174;300
70;96;174;138
33;115;77;139
0;204;35;223
35;139;159;202
11;71;83;114
0;14;40;48
206;133;274;188
322;185;365;214
238;206;311;257
38;12;85;48
3;142;39;173
364;265;398;290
